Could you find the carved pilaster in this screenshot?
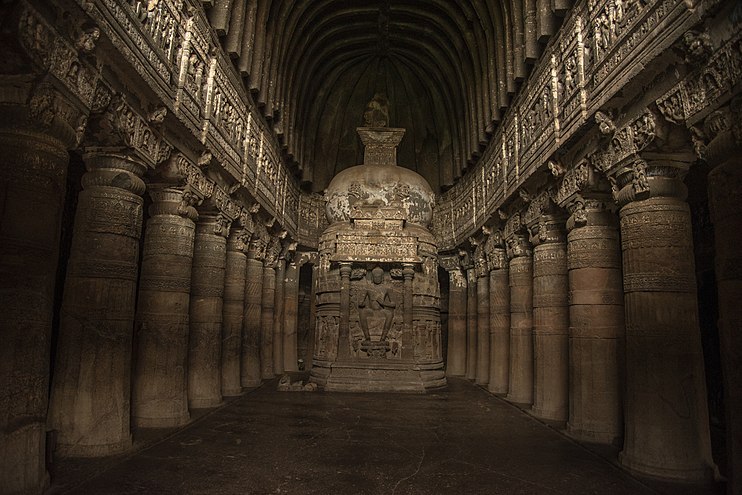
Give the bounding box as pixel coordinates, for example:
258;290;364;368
440;253;467;378
483;230;510;394
0;78;85;493
222;227;247;397
504;212;534;405
242;223;265;388
48;151;147;458
132;186;199;428
556;159;625;443
591;109;715;479
188;212;229;409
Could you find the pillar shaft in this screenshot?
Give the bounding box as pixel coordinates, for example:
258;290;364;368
617;168;715;481
706;120;742;494
282;262;299;372
241;254;263;387
188;214;228;408
338;263;352;360
506;236;533;405
488;260;510;394
476;272;490;385
222;229;247;396
446;268;467;377
465;268;477;380
272;260;285;375
0;128;69;494
260;265;276;379
49;153;145;456
530;224;569;422
566;207;624;443
132;188;196;428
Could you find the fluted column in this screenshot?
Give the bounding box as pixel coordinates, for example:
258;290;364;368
49;152;145;456
272;259;286;375
241;237;264;387
465;267;478;380
188;213;229;408
442;255;467;377
505;233;533;405
0;94;76;494
222;228;248;396
486;235;510;394
529;217;569;422
554;161;625;444
474;246;490;386
132;187;198;428
614;157;715;481
282;260;300;372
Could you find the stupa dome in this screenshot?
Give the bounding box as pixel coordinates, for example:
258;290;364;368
324;124;434;227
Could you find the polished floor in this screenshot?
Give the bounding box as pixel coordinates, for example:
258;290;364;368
49;377;719;495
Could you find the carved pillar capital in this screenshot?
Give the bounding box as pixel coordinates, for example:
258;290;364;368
85;94;172;167
81;152;147;196
483;230;507;271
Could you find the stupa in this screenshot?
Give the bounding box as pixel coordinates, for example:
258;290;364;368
310;95;446;392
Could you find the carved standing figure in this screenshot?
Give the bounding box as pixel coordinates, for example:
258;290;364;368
358;267;396;342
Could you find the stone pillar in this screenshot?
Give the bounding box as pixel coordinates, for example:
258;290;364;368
444;262;467;377
0;93;76;494
306;263;319;369
505;233;533;405
403;264;415;333
260;261;276;379
338;262;352;360
474;246;490;386
486;238;510;394
132;187;198;428
566;200;624;443
529;217;569;422
188;213;229;408
48;152;145;457
465;267;478;380
241;238;264;387
282;260;300;372
705;103;742;494
222;228;248;396
272;259;286;375
614;156;715;481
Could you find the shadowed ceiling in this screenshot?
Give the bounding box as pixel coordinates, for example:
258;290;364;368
205;0;569;193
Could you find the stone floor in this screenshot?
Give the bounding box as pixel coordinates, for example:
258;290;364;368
48;377;724;495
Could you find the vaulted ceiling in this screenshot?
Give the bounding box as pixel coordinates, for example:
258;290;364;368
205;0;569;193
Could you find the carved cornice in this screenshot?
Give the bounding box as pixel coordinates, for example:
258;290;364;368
656;29;742;128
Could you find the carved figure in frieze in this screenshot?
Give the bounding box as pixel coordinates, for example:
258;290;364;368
358;267;396;343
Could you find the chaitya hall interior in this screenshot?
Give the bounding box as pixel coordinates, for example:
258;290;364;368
0;0;740;493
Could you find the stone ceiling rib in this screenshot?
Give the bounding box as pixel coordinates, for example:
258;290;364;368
203;0;567;192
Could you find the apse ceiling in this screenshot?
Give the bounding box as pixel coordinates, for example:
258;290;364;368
206;0;569;193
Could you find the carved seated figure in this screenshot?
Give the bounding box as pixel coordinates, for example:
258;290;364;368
358;267;396;343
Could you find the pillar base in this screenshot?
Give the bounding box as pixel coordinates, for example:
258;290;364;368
55;436;132;458
241;379;262;388
530;406;566;423
566;423;620;445
221;388;244;397
133;413;190;429
487;383;507;394
618;451;717;483
189;398;224;409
